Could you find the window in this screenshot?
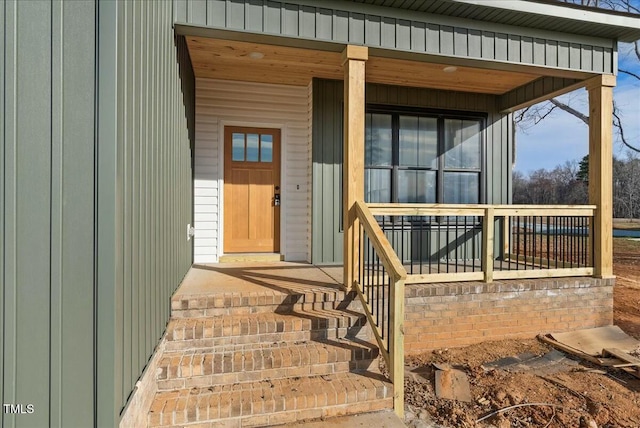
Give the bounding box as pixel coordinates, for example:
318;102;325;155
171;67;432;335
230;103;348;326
364;108;483;204
231;132;273;163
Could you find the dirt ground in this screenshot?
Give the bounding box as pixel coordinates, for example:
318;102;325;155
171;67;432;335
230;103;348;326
405;237;640;428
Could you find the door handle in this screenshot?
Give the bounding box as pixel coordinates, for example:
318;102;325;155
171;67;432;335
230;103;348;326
274;194;281;206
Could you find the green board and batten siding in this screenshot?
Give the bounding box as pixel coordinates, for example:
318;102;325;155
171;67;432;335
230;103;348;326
2;1;194;427
2;2;96;426
311;79;513;264
97;1;194;427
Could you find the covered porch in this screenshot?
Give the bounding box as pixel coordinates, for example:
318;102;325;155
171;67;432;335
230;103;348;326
179;9;622;417
179;32;615;413
182;32;615;280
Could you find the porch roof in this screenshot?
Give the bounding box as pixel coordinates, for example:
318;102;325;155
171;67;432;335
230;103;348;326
177;0;637;112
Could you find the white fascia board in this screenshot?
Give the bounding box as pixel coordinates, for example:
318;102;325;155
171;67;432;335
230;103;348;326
453;0;640;32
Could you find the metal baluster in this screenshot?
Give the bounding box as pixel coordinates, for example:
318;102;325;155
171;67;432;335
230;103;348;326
580;217;587;266
533;216;537;270
428;216;433;274
524;216;529;270
401;216;407;274
516;216;520;270
437;216;442;274
570;217;574;268
375;252;379;330
359;224;363;287
546;216;551;269
381;264;385;347
419;216;424;275
368;235;373;305
446;217;450;273
561;217;565;266
553;216;557;267
473;216;478;272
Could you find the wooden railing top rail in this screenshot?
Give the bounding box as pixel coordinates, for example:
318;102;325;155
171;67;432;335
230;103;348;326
367;203;596;217
354;200;407;281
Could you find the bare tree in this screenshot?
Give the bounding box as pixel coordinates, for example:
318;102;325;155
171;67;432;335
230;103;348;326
514;154;640;218
614;152;640;218
513;161;588;205
514;0;640;152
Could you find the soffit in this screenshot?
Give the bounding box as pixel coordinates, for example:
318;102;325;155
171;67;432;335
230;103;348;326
186;36;540;94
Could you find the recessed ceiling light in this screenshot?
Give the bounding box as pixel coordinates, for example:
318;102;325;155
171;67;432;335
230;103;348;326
248;51;264;60
443;66;458;73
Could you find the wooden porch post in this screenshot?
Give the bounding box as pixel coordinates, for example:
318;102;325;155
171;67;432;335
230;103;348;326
587;74;616;278
342;45;368;291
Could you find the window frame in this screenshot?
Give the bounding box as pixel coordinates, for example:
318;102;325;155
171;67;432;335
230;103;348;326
365;104;487;206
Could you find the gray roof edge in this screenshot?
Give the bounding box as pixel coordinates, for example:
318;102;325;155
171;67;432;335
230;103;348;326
523;0;640;19
450;0;640;43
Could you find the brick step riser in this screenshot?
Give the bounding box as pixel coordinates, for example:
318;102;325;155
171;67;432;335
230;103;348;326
148;385;392;427
171;300;366;319
159;346;379;381
163;327;373;352
172;291;351;311
150;398;393;427
166;314;369;343
157;358;380;391
172;291;347;309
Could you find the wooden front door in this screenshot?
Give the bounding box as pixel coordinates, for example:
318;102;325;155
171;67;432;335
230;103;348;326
223;126;281;253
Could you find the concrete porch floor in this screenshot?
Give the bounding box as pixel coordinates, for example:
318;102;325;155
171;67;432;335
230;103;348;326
173;263;346;301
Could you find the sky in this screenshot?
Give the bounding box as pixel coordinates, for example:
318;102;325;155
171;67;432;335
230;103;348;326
514;40;640;174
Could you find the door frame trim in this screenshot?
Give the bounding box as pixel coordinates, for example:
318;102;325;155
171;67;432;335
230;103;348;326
217;120;287;259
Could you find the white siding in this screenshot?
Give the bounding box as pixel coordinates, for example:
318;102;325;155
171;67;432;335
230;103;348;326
194;79;311;263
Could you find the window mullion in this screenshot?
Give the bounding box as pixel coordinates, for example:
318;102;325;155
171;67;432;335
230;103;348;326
392;113;399;204
437;116;445;204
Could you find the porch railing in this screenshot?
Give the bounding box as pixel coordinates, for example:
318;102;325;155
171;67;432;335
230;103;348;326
366;204;595;283
353;200;407;418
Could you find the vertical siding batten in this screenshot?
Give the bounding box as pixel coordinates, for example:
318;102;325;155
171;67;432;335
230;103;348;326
0;0;8;418
122;0;132;401
56;0;99;424
96;1;121;426
11;1;53;426
50;2;63;425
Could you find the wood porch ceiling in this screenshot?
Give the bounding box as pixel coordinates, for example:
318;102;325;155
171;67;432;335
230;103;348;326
186;36;541;95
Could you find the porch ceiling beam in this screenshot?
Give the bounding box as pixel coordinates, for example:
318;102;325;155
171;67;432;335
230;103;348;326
587;74;616;279
342;45;368;291
498;74;619;114
498;76;585;113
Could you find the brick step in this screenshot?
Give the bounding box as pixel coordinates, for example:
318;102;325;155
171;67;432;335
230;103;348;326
171;287;354;319
157;339;380;390
148;372;393;427
164;309;370;351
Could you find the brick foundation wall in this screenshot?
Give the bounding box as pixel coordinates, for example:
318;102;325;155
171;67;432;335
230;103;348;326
119;340;166;428
404;277;614;354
